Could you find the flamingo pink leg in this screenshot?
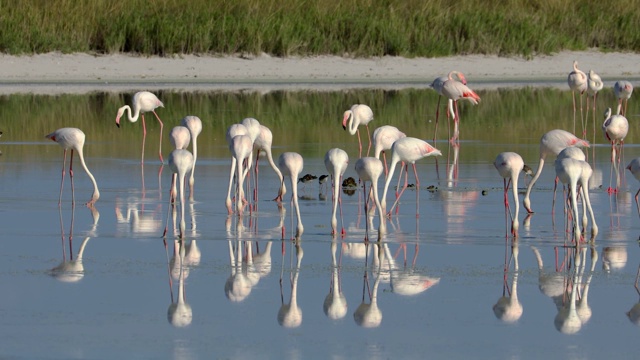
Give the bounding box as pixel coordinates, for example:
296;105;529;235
152;111;164;164
58;149;68;206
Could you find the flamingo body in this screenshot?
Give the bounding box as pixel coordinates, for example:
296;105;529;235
168;149;193;238
343;104;374;157
278;152;305;238
115;91;165;163
355;157;386;238
46;127;100;206
181;115;202;199
494;152;524;235
324;148;349;236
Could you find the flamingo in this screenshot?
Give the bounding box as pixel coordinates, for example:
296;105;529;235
557;148;597;239
523;129;590;214
181;116;202;200
278;152;304;238
585;69;604;139
342;104;374;158
278;240;304;328
614;80;634;117
567;60;588;135
115;91;165;163
372;125;406;176
354;157;387;239
441;72;480;142
253;124;286;202
493;152;525;237
324;148;349;236
168;126;191;203
430;71;467;142
602;106;629;194
46;128;100;207
168;149;193;239
493;243;522;323
554;155;596;242
229;134;253;215
225;124;250;214
380;137;441;217
626;157;640;216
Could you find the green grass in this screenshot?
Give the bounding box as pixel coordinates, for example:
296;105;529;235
1;0;639;57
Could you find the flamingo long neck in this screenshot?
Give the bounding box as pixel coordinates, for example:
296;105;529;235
123;105;141;123
381;158;399;211
265;148;286;196
347;112;359;135
76;148;100;203
371;179;386;238
511;172;520;233
291;174;304;237
225;158;236;213
236;155;246;214
523;157;545;212
189;137;197;185
331;173;340;232
569;180;581;239
179;172;186;238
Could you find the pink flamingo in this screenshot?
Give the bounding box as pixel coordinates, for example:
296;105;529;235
614;80;634;117
46;128;100;207
494;152;525;237
554;156;596;242
626;157;640;216
168;126;191;203
372;125;406;176
168;149;193;238
229;134;253;215
354;157;386;239
343;104;374;158
523;129;590;214
567;60;587;135
225;124;249;214
278;152;304;238
380;137;441;217
115;91;165;164
585;69;604;139
430;71;467;142
441;73;480;142
324;148;349;236
253;124;286;203
602;106;629;194
181;116;202;200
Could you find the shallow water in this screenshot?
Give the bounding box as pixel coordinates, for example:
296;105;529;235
1;88;640;359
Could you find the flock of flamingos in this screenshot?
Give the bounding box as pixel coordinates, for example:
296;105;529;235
44;60;638;244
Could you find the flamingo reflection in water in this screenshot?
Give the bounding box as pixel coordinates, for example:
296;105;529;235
354;243;383;328
626;254;640;325
324;239;348;320
279;239;304;328
167;240;192;328
493;242;522;323
50;206;100;283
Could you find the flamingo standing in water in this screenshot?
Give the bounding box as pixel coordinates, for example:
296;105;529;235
430;71;467;142
380;137;441;217
225;124;249;214
115;91;165;163
567;60;587;135
181;116;202;201
168;126;191;203
46;128;100;207
555;155;596;242
229;134;253;215
626;158;640;216
324;148;349;236
253;124;286;202
441;73;480;142
602;106;629;194
614;80;634;117
585;69;604;139
523;129;590;214
343;104;374;158
494;152;525;237
168;149;193;238
354;157;386;239
372;125;406;176
278;152;304;238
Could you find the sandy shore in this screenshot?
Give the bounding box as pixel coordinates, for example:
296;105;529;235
1;50;639;94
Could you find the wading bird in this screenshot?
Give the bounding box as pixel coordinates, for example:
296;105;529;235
343;104;374;158
279;152;304;238
523;129;589;214
168;149;193;239
181;116;202;200
567;60;587;135
355;157;386;239
324;148;349;236
602;106;629;194
614;80;633;117
115;91;165;163
430;71;467;142
46;128;100;207
494;152;525;237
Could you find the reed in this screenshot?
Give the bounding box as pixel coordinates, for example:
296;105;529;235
1;0;639;57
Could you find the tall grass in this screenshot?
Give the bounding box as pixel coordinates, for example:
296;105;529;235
1;0;639;57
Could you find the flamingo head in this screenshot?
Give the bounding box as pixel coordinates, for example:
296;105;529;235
456;71;468;85
342;110;352;130
115;106;126;128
